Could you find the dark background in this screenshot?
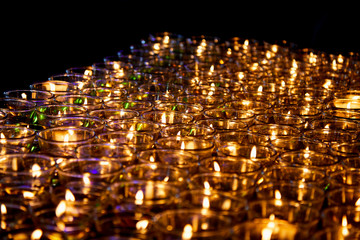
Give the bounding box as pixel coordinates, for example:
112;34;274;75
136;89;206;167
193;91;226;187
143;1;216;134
1;1;359;94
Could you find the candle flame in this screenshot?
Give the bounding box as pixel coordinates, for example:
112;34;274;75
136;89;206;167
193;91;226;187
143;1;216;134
161;112;167;124
202;196;210;209
49;82;56;92
83;173;91;186
21;93;27;100
275;189;282;206
0;133;6;144
136;219;150;231
65;189;76;202
64;134;69;143
347;102;352;110
355;197;360;206
135;189;144;205
261;214;275;240
250;146;257;159
55;200;67;217
341;215;350;236
31;163;42;178
149;155;155;163
213;161;221;172
180;141;185;150
31;229;43;240
182;224;193;240
257;85;263;93
1;204;7;215
176;131;181;141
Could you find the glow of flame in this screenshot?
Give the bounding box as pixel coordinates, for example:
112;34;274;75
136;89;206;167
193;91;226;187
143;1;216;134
355;197;360;206
180;141;185;150
161;112;167;124
208;65;214;76
213;161;221;172
275;190;282;206
332;59;337;71
136;219;149;231
31;229;43;240
1;204;7;214
64;134;69;143
261;214;275;240
65;189;76;202
31;163;42;178
21;93;27;100
135;189;144;205
298;183;305;201
163;36;170;44
204;180;211;195
49;82;56;92
55;200;67;217
342;215;350;236
257;85;263;93
250;146;257;159
202;196;210;209
182;224;193;240
176;131;181;141
0;133;6;144
149;155;155;163
83;173;91;186
347;102;352;110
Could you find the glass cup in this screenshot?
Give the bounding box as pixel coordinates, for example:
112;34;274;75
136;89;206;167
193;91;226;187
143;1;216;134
89;109;139;121
154;102;204;121
0;125;36;151
37;127;96;157
176;94;225;110
141;110;194;126
0;201;31;233
138;149;198;175
161;124;215;140
321;205;360;230
197;118;248;132
97;131;154;152
120;163;188;189
175;189;247;223
224;99;272;115
311;227;360;240
49;116;105;134
156;136;214;160
4;89;54;105
249;123;302;139
256;181;325;211
34;104;88;128
30;80;78;96
0;98;36;125
54;94;103;110
108;180;180;214
214;131;270;147
103;100;153;115
255;113;307;130
152;209;234;240
0;153;55;188
204;108;255;126
128;92;175;103
326;186;360;207
304;128;355;148
105;119;161;140
189;172;256;198
329;169;360;189
81;87;127;100
57;158;123;184
76;143;135;167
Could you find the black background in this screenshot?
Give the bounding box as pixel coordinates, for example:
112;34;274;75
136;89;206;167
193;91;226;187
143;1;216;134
1;1;359;94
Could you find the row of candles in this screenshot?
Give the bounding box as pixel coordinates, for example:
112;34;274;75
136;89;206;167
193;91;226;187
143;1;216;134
1;32;360;239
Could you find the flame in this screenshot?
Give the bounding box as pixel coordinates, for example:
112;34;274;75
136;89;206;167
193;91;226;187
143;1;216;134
31;163;42;178
275;190;282;206
176;131;181;141
257;85;263;93
1;204;7;214
136;219;149;231
204;180;211;195
332;59;337;71
202;196;210;209
227;48;232;56
323;79;332;89
65;189;76;202
355;197;360;206
238;72;245;80
208;65;214;75
338;54;344;64
243;39;249;50
213;161;221;172
271;45;278;53
250;146;257;159
113;62;120;70
298;182;305;201
304;147;310;159
83;173;91;186
31;229;43;240
55;200;67;217
149;155;155;163
49;82;56;92
135;189;144;205
347;102;352;109
21;92;27;100
341;215;350;236
163;36;170;44
324;124;330;129
153;43;160;51
0;133;6;144
180;141;185;150
261;214;275;240
161;112;167;124
127;131;134;141
182;224;193;240
23;191;35;199
64;134;69;143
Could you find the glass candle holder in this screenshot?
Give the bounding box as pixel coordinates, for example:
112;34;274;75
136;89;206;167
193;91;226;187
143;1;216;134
156;136;214;160
312;227;360;240
94;79;140;94
326;186;360;207
278;149;341;176
204;108;255;126
175;189;247;223
108;180;180;214
49;116;105;134
224;99;272;115
103;100;153;115
154;102;204;121
330;142;360;160
88;109;139;121
0;201;31;233
176;94;225;110
217;143;277;166
342;156;360;169
138;82;185;96
304;128;355;145
232;218;298;240
197;118;248;132
4;89;54;105
249;123;302;139
120;163;188;189
256;181;325;211
30;80;78;96
189;172;256;198
97;131;154;152
81;87;127;100
0;125;36;151
329;169;360;189
247;199;320;238
138;149;198;175
57;158;123;184
0;98;36;125
37;127;96;157
214;131;270;147
34;104;88;128
76;143;135;167
152;209;234;240
161;124;215;140
128;92;175;103
105;119;161;140
199;156;262;178
54;94;103;110
255;113;307;130
185;85;231;100
141;110;194;126
327;98;360;111
325;108;360;122
309;118;360;139
273;105;323;124
321;205;360;230
0;153;55;188
260;165;326;188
